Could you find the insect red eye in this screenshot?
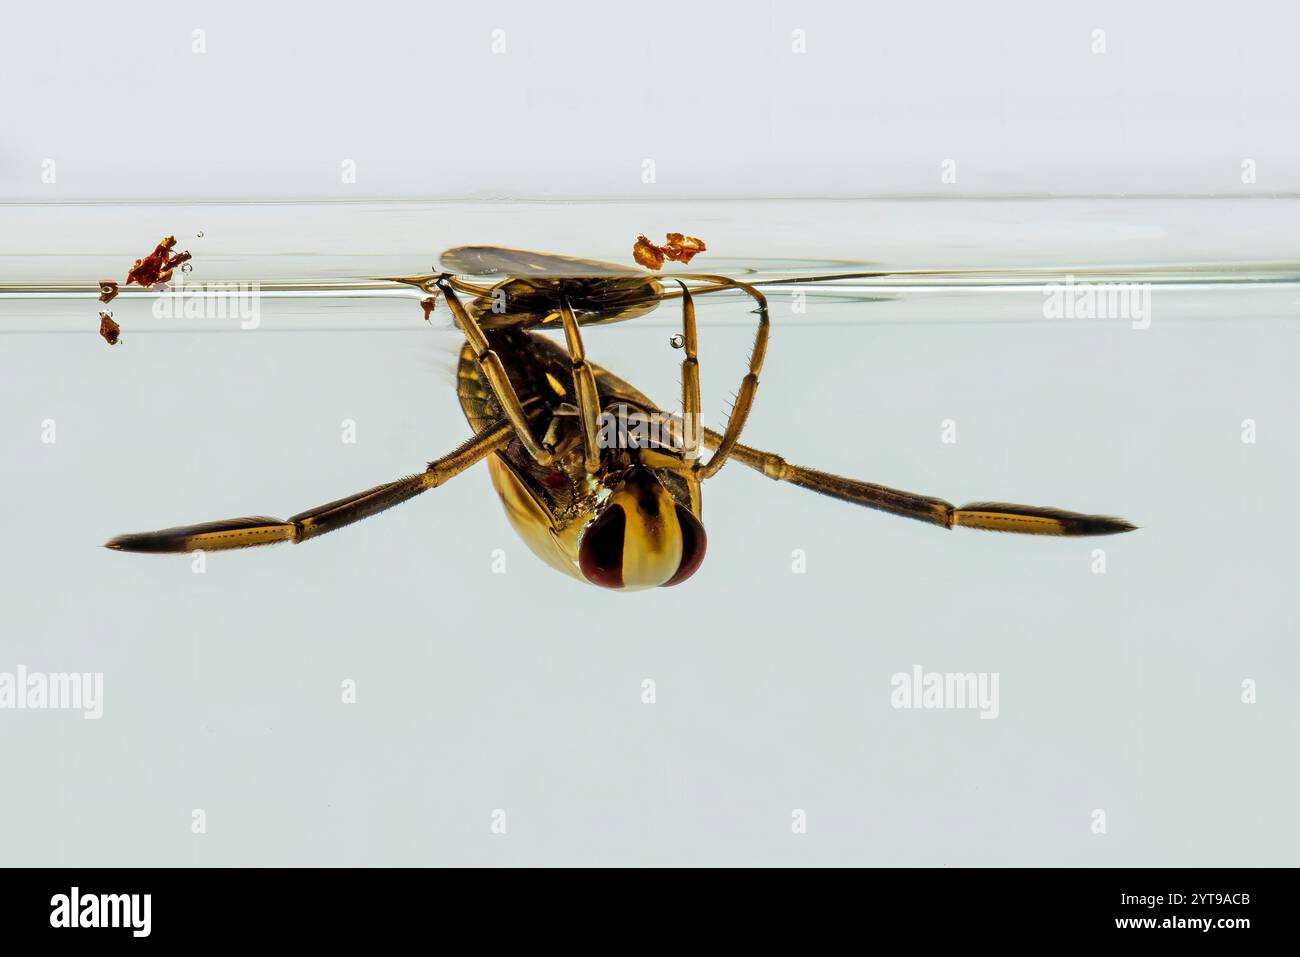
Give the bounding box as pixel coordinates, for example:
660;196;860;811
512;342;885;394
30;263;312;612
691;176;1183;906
662;505;707;587
578;504;627;588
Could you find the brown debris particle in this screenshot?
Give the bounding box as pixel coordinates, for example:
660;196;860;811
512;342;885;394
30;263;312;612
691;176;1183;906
420;295;438;321
98;312;121;346
126;235;192;289
633;232;707;270
661;232;706;264
96;234;194;345
633;235;665;270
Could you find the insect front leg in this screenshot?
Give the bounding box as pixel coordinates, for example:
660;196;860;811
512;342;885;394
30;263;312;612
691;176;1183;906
440;279;555;467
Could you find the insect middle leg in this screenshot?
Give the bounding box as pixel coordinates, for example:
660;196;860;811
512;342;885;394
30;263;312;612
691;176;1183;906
675;282;702;461
106;420;515;552
558;296;603;473
669;274;769;479
440;279;555;467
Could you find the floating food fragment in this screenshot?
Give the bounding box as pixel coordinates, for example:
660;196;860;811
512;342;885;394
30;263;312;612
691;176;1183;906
632;232;707;270
125;237;173;287
661;233;706;264
98;312;121;346
420;295;438;321
98;235;195;345
633;235;665;270
126;235;192;289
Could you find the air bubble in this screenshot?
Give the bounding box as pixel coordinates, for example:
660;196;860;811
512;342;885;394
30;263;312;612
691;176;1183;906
669;334;685;349
196;231;204;238
181;262;193;273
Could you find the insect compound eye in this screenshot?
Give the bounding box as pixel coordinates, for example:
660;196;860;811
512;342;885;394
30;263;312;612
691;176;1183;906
578;503;628;589
661;504;707;587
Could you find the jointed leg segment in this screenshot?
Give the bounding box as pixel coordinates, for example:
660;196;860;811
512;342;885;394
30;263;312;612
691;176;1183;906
105;420;515;553
676;282;702;460
669;274;769;479
702;429;1135;537
557;296;603;473
439;279;555;467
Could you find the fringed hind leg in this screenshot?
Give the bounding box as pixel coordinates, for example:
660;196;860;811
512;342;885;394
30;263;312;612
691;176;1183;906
701;429;1136;537
106;420;514;553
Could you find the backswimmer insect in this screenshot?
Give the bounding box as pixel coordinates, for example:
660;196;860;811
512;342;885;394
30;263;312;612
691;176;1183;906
106;246;1136;589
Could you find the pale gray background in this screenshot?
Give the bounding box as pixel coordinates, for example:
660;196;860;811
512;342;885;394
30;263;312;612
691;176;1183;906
1;0;1298;866
1;0;1299;200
